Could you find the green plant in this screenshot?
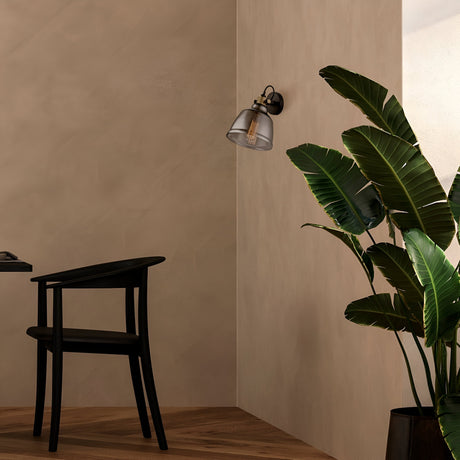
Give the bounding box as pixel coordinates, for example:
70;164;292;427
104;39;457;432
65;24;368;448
287;65;460;458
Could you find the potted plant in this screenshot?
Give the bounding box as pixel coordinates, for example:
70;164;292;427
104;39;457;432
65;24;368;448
286;65;460;459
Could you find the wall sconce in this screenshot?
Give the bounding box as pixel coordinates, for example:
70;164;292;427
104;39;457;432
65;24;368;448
226;85;284;151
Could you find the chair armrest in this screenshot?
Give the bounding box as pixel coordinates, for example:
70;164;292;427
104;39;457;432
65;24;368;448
45;267;136;289
31;257;165;284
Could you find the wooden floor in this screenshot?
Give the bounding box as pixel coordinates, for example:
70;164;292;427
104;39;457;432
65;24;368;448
0;407;334;459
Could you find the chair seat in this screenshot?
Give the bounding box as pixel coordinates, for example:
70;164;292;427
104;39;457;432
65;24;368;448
26;327;140;355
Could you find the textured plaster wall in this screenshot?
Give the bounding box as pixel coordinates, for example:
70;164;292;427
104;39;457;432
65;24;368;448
236;1;403;459
0;1;412;457
0;0;236;406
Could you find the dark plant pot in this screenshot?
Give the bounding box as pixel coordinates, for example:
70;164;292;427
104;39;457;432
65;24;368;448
386;407;453;460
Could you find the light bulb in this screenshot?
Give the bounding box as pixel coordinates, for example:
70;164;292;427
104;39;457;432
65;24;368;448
246;118;259;145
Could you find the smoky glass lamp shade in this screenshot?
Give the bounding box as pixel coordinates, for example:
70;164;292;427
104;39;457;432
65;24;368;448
226;103;273;151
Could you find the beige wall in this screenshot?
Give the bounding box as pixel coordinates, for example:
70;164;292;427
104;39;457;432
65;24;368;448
236;1;403;459
0;0;236;407
0;1;409;457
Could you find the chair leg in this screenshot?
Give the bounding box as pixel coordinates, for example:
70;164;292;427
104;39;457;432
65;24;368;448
128;354;151;438
49;348;63;452
140;351;168;450
33;343;47;436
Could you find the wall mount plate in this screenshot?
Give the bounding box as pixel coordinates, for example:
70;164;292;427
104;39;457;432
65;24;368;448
265;91;284;115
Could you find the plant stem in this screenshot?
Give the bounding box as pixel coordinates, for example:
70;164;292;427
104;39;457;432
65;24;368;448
441;341;448;395
369;281;377;296
366;281;422;411
365;229;377;246
449;327;458;393
395;330;423;413
412;333;435;406
433;341;448;407
433;346;442;406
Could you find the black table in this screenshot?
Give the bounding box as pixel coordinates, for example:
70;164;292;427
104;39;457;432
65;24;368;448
0;251;32;272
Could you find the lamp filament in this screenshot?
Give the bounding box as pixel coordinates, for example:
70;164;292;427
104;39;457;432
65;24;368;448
247;118;258;145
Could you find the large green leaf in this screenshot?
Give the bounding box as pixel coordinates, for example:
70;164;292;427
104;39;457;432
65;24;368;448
404;229;460;347
393;293;425;337
367;243;423;305
302;223;373;283
319;65;417;146
367;243;424;335
345;293;422;334
449;167;460;224
343;126;456;249
287;143;384;235
438;394;460;460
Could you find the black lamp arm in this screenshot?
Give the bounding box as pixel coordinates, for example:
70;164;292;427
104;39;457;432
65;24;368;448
261;85;275;97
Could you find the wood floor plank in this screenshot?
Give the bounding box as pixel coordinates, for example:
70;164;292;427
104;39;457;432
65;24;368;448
0;407;334;459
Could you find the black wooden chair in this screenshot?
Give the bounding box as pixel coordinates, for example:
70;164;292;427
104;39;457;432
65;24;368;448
26;257;168;452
